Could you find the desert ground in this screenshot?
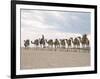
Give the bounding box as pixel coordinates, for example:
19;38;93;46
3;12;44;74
20;47;90;70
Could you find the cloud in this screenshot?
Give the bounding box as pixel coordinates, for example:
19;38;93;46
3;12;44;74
21;9;91;47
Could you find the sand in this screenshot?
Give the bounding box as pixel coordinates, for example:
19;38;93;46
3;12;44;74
20;47;90;70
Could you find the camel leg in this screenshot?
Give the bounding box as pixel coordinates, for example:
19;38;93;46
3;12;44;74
78;46;80;52
40;44;43;50
54;45;56;51
79;46;80;52
67;46;69;52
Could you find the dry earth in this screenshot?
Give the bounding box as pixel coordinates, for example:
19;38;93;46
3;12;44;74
20;47;90;70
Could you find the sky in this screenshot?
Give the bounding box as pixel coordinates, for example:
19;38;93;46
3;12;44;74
21;9;91;46
21;9;90;34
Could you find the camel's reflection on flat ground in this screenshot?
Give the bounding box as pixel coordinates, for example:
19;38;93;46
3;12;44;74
22;47;90;52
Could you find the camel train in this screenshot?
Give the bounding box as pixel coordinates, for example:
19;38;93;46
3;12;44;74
24;34;90;51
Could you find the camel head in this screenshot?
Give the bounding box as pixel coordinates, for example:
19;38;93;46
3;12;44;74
70;37;73;40
31;40;34;44
24;40;25;42
42;34;44;39
78;36;81;39
65;39;68;42
83;34;87;38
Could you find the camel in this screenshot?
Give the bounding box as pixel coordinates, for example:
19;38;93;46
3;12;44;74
86;38;89;48
39;35;46;48
54;39;60;50
24;39;30;48
65;39;71;48
70;37;80;48
83;34;89;48
70;37;80;52
78;36;85;48
78;34;89;48
65;39;72;52
60;39;66;48
31;39;39;48
46;39;53;48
